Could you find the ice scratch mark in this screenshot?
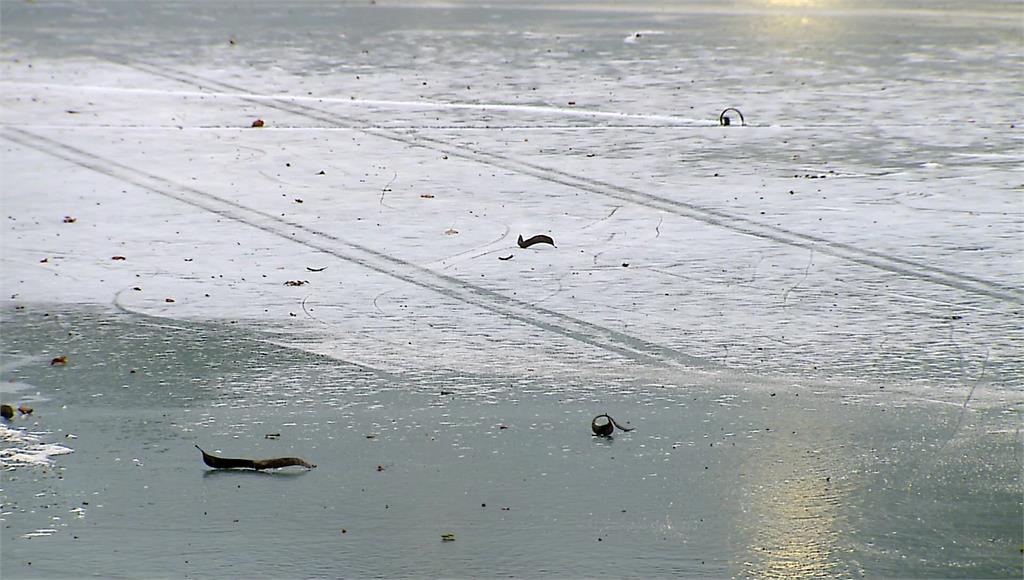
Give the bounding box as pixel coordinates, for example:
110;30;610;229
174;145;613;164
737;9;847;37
379;171;398;209
782;249;814;304
580;205;621;231
301;294;327;325
907;326;990;491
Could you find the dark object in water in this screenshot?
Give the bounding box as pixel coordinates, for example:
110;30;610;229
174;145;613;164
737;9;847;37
498;254;514;261
1;404;13;420
306;266;327;272
591;414;634;437
195;445;316;470
719;107;745;126
18;405;33;416
517;234;555;248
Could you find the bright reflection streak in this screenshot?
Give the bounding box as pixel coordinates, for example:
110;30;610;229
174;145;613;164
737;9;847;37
741;475;845;578
735;426;855;579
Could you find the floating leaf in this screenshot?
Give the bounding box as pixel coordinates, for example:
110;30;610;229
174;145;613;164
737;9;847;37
420;194;435;199
441;533;456;542
284;280;308;287
251;119;265;128
164;298;176;303
111;256;126;261
18;405;33;416
50;355;67;366
63;216;77;223
444;228;459;235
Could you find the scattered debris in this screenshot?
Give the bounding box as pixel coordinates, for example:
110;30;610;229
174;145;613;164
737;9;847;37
498;254;514;261
365;434;377;439
39;258;48;263
18;405;33;416
719;107;746;126
517;234;555;248
306;267;327;272
444;228;459;235
294;198;304;204
376;465;385;472
420;194;435;199
441;533;456;542
591;414;635;437
50;355;68;366
622;262;629;267
195;445;316;470
317;170;326;175
164;298;175;303
1;404;13;420
440;390;454;395
251;119;265;128
284;280;309;287
63;216;77;223
264;433;281;440
111;256;126;261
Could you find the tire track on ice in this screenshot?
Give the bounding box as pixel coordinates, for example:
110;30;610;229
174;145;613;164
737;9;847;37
4;127;698;368
106;58;1022;305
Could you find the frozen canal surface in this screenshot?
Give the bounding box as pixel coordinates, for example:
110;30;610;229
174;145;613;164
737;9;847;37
1;1;1021;578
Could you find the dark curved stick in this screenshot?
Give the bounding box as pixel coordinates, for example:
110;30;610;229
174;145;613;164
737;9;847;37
518;234;555;248
195;445;316;470
719;107;745;126
591;414;634;437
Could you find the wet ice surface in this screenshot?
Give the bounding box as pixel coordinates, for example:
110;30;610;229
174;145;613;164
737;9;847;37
1;1;1022;578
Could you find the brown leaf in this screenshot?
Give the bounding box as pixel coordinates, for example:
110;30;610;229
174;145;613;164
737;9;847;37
111;256;126;261
444;228;459;235
251;119;265;128
50;355;68;366
18;405;33;416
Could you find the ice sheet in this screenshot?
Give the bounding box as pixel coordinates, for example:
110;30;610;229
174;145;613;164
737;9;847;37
0;1;1021;577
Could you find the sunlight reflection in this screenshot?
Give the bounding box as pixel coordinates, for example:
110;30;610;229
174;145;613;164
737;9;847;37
736;433;855;579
